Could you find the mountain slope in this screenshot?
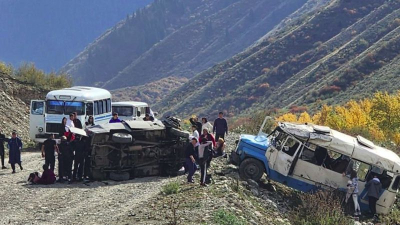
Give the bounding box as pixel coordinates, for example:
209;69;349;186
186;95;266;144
155;0;399;118
61;0;310;89
0;0;151;71
0;71;47;142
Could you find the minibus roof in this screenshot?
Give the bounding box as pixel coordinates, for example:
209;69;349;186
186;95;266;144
279;122;400;173
112;101;149;107
46;86;111;101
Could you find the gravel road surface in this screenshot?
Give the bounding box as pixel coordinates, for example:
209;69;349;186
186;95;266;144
0;152;172;225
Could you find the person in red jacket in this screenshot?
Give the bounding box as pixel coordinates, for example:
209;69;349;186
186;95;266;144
199;128;215;147
37;164;56;185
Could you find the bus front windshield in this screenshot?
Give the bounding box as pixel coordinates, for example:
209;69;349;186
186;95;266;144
46;101;64;114
46;101;85;115
65;102;85;115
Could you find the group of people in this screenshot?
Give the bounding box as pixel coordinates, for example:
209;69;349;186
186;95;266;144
345;170;383;221
27;112;95;184
186;112;228;186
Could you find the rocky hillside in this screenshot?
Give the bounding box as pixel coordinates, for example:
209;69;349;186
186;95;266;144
111;76;187;106
61;0;314;89
155;0;400;118
0;72;47;143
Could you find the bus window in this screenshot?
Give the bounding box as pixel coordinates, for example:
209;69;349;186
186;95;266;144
98;101;103;114
107;99;111;112
392;176;400;190
65;102;84;115
112;106;133;116
94;101;98;115
86;103;93;115
31;101;44;115
46;101;64;114
281;136;301;156
102;100;107;114
350;160;370;181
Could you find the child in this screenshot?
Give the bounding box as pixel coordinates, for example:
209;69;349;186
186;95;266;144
37;164;56;185
27;172;40;184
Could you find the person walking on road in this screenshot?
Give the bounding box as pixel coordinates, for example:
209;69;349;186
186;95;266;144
0;129;7;169
213;112;228;141
8;131;23;173
42;134;59;171
365;175;382;220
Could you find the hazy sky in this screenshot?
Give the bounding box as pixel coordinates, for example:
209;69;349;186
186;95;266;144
0;0;152;72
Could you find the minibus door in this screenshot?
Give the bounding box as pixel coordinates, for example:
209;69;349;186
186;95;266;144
272;136;302;176
29;100;45;140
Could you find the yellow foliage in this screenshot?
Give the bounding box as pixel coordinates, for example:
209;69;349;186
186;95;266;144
276;92;400;151
276;113;298;122
298;112;312;123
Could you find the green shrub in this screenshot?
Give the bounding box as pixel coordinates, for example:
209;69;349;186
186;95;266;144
289;190;353;225
13;62;72;89
162;181;180;195
213;209;246;225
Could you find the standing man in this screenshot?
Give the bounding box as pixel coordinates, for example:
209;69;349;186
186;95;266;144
73;112;83;129
213;112;228;141
185;138;197;183
0;129;7;169
109;113;121;123
71;135;86;181
58;136;73;183
365;175;382;220
42;134;59;171
8;131;23;173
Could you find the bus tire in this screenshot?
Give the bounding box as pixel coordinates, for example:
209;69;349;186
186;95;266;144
112;133;132;144
239;158;264;182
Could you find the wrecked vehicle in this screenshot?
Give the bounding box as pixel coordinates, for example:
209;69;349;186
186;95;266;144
85;116;189;180
231;117;400;214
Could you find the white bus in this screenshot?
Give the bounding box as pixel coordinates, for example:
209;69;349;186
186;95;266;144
111;101;154;121
29;86;112;143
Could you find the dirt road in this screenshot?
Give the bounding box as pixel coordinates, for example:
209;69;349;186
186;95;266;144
0;152;173;225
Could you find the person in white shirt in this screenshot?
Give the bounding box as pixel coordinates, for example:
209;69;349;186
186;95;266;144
201;117;213;135
66;113;75;129
191;125;199;140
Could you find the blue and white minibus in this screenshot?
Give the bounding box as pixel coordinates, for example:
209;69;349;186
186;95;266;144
29;86;112;143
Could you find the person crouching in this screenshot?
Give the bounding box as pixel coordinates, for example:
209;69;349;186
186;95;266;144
197;138;212;186
37;164;56;185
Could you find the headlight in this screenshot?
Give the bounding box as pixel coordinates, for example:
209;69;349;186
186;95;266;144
38;127;44;133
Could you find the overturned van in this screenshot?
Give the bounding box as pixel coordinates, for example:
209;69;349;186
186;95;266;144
86;117;189;180
231;118;400;214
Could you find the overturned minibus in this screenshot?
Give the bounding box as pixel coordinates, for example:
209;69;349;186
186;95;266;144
231;118;400;214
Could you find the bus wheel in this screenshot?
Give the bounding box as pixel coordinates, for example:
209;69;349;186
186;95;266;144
239;158;264;182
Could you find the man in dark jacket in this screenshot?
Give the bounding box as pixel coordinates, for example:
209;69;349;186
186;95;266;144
189;117;202;135
58;136;73;182
213;112;228;141
0;129;7;169
71;135;86;181
185;138;197;183
73;112;83;129
42;134;59;171
365;175;382;219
